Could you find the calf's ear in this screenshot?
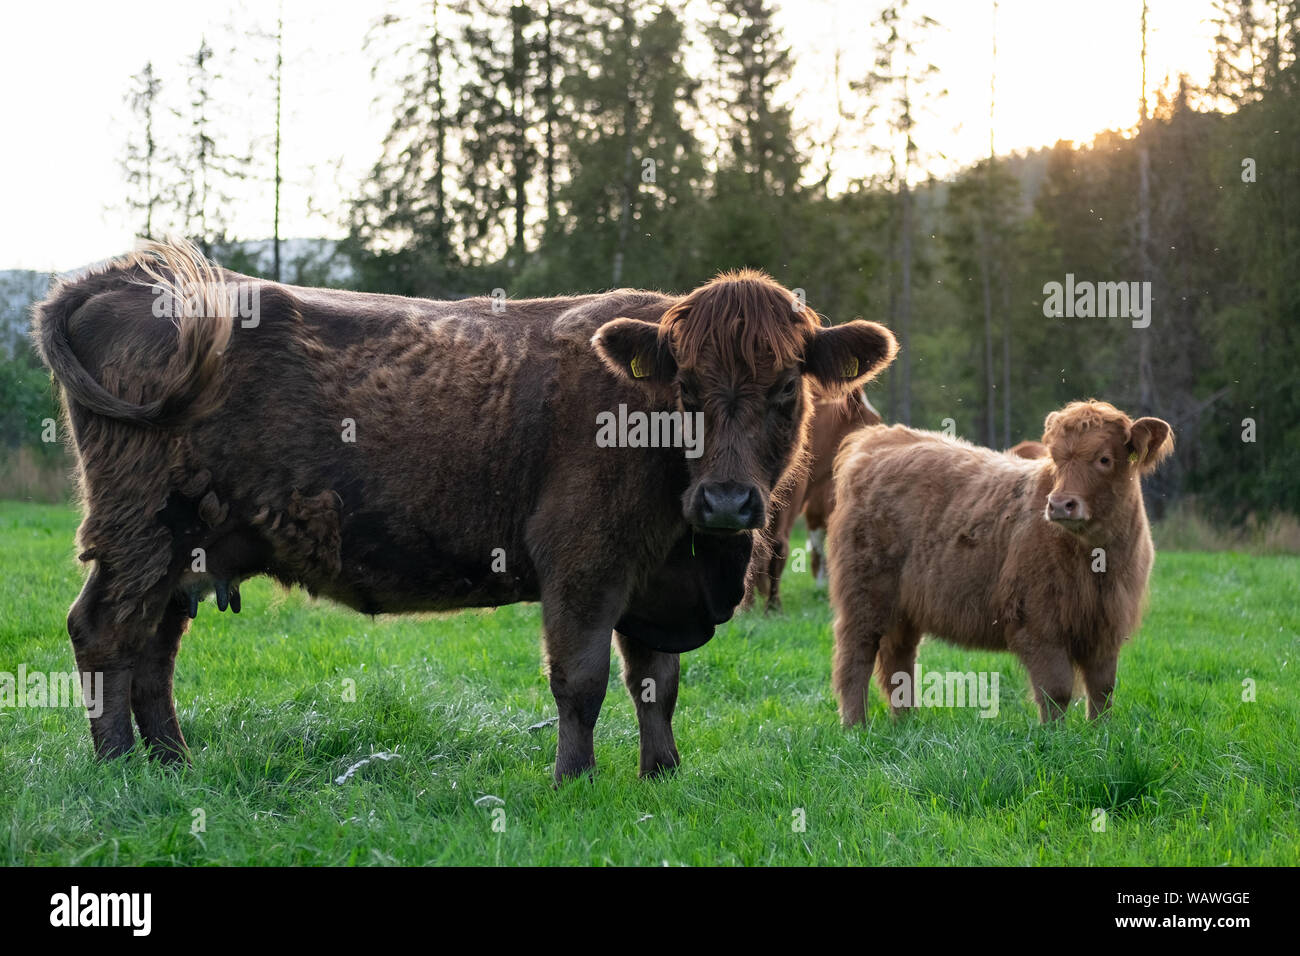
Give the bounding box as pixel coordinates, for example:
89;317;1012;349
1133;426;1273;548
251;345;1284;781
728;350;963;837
592;318;678;388
803;320;898;398
1127;417;1174;473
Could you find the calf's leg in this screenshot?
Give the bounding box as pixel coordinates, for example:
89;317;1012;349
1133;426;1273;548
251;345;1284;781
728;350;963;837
1018;639;1075;722
614;631;680;777
875;619;921;718
740;559;770;611
765;537;788;614
830;551;897;726
832;609;888;727
1082;653;1118;720
809;528;827;587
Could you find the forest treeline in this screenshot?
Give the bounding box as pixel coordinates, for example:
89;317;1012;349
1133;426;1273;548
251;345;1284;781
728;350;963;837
2;0;1297;522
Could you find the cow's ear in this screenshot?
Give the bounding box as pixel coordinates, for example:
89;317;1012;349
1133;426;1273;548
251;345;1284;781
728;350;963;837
1127;417;1173;473
1043;410;1061;441
592;318;677;387
803;320;898;398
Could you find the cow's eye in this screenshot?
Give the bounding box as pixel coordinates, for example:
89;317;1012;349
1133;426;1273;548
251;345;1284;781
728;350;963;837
773;378;798;402
1099;456;1111;466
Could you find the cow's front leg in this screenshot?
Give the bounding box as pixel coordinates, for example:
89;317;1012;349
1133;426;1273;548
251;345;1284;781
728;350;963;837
1016;635;1075;722
542;599;617;784
614;630;680;778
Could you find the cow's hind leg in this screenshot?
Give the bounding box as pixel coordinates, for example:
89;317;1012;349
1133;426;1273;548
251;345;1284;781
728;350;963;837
131;598;192;762
832;603;891;727
67;567;149;758
614;631;680;778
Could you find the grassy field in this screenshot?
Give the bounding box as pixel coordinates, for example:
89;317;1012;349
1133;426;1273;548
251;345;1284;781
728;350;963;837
1;500;1296;866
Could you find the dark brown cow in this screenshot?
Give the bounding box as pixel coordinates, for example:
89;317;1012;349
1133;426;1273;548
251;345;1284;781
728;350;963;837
745;392;881;611
34;240;898;783
829;400;1173;727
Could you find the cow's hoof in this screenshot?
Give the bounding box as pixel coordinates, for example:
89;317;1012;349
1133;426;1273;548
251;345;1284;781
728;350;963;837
552;764;597;789
145;741;192;765
639;754;681;779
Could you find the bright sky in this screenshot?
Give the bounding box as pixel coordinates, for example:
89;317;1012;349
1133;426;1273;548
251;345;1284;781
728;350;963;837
0;0;1220;271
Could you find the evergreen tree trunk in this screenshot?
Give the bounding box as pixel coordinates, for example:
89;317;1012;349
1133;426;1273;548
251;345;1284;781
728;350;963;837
273;10;283;282
612;2;636;285
899;67;914;426
543;1;556;233
1137;1;1154;412
979;218;995;446
511;3;527;255
433;0;448;258
899;173;912;426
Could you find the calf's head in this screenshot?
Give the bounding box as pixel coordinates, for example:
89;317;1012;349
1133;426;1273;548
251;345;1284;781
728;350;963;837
1040;400;1173;537
593;271;897;533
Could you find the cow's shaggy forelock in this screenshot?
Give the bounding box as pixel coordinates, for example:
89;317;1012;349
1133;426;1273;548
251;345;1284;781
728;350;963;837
1043;399;1132;445
659;269;819;377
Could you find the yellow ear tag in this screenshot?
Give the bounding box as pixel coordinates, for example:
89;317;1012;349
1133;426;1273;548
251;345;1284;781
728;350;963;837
842;357;859;378
1128;451;1139;464
630;354;650;379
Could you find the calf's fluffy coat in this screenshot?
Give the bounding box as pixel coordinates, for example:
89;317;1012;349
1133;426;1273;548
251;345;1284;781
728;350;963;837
34;240;897;782
829;401;1173;725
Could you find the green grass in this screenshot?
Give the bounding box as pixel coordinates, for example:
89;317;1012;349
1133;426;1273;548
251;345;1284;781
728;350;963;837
1;500;1296;866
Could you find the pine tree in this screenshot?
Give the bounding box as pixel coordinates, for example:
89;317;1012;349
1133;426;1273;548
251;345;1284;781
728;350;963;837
179;38;250;255
856;1;944;425
349;2;459;294
121;61;169;240
454;0;552;265
701;0;804;273
551;0;702;289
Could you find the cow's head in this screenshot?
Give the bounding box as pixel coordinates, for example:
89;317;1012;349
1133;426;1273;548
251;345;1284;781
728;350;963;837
593;271;897;533
1040;400;1173;538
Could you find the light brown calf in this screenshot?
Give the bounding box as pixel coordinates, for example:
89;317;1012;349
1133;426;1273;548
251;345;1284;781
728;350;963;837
829;400;1173;726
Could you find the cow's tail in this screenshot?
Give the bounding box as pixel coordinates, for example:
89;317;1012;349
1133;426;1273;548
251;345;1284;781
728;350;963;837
32;237;234;428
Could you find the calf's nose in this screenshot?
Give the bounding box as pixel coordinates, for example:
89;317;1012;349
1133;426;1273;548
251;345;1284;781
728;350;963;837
699;482;763;531
1047;493;1088;522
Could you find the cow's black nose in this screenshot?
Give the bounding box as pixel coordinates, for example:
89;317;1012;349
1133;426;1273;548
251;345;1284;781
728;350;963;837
699;482;762;531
